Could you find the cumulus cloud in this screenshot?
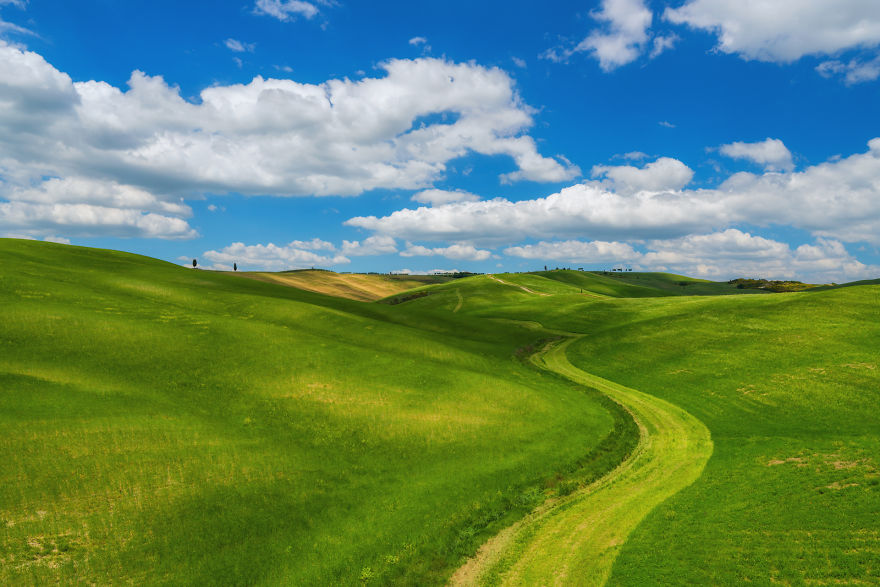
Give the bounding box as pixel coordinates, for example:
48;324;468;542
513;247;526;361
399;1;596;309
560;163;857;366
0;201;197;239
718;138;794;172
202;241;350;271
254;0;320;21
289;237;336;251
665;0;880;63
650;34;679;58
401;243;492;261
502;230;879;283
411;188;481;206
347;139;880;246
640;229;879;283
504;239;638;262
0;177;196;239
592;157;694;194
340;235;398;256
0;42;576;239
0;43;574;195
576;0;653;71
545;0;679;70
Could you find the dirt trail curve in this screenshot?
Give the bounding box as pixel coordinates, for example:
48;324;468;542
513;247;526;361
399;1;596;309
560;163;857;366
450;335;713;586
487;275;551;296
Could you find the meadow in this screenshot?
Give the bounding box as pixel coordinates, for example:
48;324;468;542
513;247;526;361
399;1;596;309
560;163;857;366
2;239;878;584
0;239;632;584
409;271;879;584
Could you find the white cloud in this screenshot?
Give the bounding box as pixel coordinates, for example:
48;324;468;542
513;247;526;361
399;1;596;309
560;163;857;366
719;138;794;172
401;243;492;261
43;235;70;244
290;237;336;251
650;34;679;58
254;0;320;21
0;177;196;239
0;0;31;37
225;39;256;53
0;43;578;238
640;229;879;283
408;36;427;46
347;139;880;247
504;240;638;262
576;0;653;71
500;230;878;283
512;57;527;68
592;157;694;194
411;188;481;206
658;120;675;128
340;235;398;256
545;0;678;70
665;0;880;63
817;56;880;84
0;43;575;199
0;200;197;239
202;241;350;271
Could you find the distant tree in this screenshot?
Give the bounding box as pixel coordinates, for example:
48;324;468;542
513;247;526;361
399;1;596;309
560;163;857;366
233;262;237;271
544;265;547;271
192;259;197;269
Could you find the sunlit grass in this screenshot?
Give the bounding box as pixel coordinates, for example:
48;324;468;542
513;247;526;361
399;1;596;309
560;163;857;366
0;239;627;584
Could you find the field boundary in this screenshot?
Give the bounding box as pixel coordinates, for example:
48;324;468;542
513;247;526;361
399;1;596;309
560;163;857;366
450;335;713;586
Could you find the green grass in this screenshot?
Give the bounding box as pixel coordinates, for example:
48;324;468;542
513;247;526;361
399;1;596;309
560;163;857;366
390;272;879;584
452;336;711;586
0;239;629;585
557;289;880;584
3;238;878;585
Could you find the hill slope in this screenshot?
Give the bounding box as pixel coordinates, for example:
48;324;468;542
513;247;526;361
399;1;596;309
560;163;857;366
0;239;629;585
231;269;451;301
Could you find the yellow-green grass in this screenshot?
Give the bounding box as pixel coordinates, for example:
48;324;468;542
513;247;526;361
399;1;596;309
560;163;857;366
0;239;633;584
231;269;447;301
451;336;712;585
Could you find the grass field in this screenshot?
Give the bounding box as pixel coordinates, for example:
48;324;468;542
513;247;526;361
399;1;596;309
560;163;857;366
2;238;878;584
420;276;879;584
0;239;632;585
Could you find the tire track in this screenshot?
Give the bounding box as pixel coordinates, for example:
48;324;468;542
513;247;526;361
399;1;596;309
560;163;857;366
451;335;713;586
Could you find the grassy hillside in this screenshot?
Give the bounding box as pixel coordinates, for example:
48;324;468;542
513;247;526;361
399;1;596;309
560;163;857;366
386;272;879;584
433;283;879;584
3;238;877;584
232;269;451;301
0;239;631;585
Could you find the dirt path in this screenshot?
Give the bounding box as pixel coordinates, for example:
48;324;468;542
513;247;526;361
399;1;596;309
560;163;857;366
453;288;464;313
487;275;551;296
450;336;712;586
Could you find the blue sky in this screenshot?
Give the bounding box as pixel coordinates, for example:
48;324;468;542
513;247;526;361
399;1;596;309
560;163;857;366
1;0;880;281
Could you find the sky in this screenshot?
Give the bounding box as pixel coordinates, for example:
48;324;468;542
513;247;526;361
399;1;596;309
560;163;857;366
1;0;880;282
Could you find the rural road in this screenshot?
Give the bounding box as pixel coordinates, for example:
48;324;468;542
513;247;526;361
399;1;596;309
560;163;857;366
451;335;713;586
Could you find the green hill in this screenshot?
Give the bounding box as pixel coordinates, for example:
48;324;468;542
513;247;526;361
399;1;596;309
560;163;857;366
0;239;629;585
2;238;878;584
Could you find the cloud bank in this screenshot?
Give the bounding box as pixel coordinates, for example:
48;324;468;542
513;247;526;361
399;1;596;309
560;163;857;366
0;42;575;239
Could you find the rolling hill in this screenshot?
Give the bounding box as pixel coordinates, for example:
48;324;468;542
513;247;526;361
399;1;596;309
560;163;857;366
2;238;878;585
